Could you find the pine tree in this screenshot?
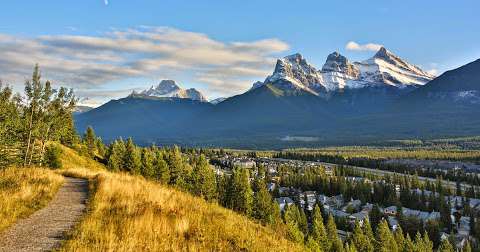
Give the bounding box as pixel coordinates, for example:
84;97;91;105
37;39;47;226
231;167;253;216
166;146;185;185
284;205;304;244
309;205;329;251
298;207;308;235
140;148;155;178
305;236;321;252
362;219;376;247
154;150;170;184
403;234;415;252
394;226;405;251
253;177;276;225
438;238;454;252
375;219;398;252
84;126;96;157
463;240;472;252
352;221;373;252
124;138;141;174
345;242;357;252
326;214;344;252
192;154;217;201
107;139;126;171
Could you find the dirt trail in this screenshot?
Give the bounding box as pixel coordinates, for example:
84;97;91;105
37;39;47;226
0;177;88;252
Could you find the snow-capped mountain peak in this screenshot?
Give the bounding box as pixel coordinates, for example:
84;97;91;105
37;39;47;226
322;51;360;78
139;80;208;102
264;53;324;94
355;47;435;87
257;47;435;96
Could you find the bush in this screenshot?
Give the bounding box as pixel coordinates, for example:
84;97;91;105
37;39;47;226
44;145;63;169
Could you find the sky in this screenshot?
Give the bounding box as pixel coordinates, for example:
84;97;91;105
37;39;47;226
0;1;479;107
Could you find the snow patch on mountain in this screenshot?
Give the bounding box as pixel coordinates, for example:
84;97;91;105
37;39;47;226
255;47;435;95
139;80;208;102
210;97;227;104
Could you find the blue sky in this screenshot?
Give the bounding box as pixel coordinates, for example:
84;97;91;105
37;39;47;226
0;1;479;106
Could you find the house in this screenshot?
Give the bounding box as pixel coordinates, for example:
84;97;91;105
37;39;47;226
275;197;294;212
328;195;344;208
457;216;471;236
327;209;350;219
317;194;329;205
362;203;374;213
384;206;398;216
233;160;256;168
402;207;440;222
388;216;399;231
300;192;317;211
267;182;276;192
342;199;362;212
349;211;369;226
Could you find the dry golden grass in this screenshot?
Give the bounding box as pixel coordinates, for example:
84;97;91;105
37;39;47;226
57;145;304;252
59;144;106;172
0;166;64;232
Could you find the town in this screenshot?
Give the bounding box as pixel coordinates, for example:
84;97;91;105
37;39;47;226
211;152;480;250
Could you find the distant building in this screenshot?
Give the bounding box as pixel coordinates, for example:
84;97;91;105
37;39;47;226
275;197;294;212
384;206;398;216
233;160;256;168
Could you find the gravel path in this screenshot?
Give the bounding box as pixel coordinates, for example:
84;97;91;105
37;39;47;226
0;177;88;252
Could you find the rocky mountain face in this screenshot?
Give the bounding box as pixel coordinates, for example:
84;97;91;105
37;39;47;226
139;80;208;102
255;47;435;95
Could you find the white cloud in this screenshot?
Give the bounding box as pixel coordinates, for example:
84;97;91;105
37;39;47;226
0;26;289;106
427;69;438;76
345;41;383;52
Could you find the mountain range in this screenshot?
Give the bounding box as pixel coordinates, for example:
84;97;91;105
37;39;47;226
75;48;480;148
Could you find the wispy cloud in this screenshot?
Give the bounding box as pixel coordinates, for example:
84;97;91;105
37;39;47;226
345;41;383;52
0;26;289;106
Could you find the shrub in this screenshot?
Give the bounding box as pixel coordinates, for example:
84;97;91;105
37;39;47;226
44;145;63;169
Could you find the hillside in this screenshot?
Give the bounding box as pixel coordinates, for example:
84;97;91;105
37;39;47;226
0;167;64;232
57;146;304;251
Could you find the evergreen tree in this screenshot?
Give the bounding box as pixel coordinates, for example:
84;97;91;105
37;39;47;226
326;214;344;252
362;219;376;247
107;139;126;171
438;238;454;252
231;167;253;216
166;146;186;185
123;138;141;174
403;234;415;252
352;221;373;252
375;219;398;252
305;236;321;252
394;226;405;251
253;177;277;225
284;205;304;244
140;148;155;178
84;126;96;157
309;205;329;251
463;241;472;252
192;154;217;201
154;150;170;184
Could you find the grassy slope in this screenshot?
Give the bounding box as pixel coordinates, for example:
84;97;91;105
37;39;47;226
58;146;304;251
0;167;64;232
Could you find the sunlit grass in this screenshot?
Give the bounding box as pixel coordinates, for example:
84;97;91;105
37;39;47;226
58;145;303;251
0;166;64;232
